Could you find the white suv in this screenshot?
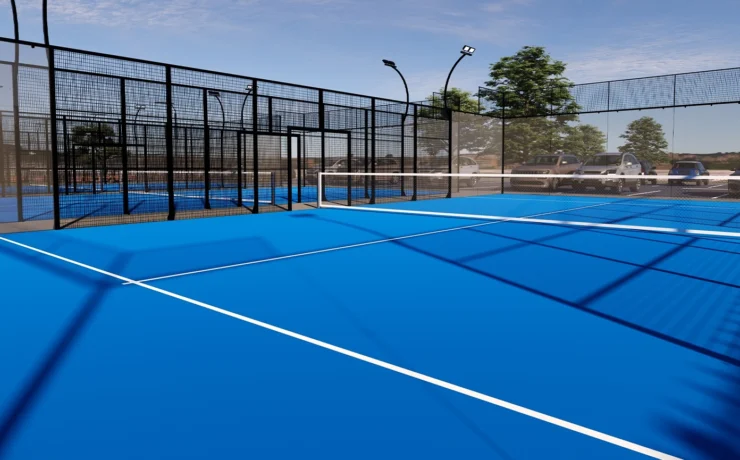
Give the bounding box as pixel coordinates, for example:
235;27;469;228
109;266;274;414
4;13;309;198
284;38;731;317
573;152;642;194
455;157;480;186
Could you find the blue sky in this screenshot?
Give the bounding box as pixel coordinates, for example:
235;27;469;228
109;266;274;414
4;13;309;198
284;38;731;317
2;0;740;100
1;0;740;153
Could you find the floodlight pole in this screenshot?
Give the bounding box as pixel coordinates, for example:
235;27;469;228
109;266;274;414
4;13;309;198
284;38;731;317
443;46;474;198
383;60;410;196
42;0;50;46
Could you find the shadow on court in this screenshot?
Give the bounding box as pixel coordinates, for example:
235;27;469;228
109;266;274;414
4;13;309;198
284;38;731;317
0;242;132;458
304;211;740;368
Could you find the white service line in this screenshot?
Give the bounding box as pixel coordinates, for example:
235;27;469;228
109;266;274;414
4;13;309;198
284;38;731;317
319;203;740;239
124;201;613;285
712;194;729;200
0;235;681;460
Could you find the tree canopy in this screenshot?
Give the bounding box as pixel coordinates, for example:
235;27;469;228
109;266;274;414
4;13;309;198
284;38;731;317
617;117;669;163
483;46;579;117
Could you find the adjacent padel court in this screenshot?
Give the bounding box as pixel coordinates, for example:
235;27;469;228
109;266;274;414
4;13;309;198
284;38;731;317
2;189;739;460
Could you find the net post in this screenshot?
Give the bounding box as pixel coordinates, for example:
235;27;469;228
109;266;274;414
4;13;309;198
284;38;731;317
120;77;130;215
237;130;243;207
370;98;376;204
252;80;260;213
48;47;61;229
412;104;418;201
202;88;212;210
183;127;189;189
92;123;99;195
165;66;176;221
317;172;322;208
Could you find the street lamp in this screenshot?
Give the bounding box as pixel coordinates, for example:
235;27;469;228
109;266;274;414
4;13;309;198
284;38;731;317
208;90;226;181
240;84;254;131
382;59;410;196
443;45;475;110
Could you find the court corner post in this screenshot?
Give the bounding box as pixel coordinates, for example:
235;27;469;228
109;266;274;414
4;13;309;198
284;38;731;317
165;66;176;221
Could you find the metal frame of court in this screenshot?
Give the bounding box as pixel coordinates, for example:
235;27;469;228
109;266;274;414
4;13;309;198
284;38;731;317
1;36;740;231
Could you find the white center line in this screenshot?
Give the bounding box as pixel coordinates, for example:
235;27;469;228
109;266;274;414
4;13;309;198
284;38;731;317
124;201;614;285
0;235;682;460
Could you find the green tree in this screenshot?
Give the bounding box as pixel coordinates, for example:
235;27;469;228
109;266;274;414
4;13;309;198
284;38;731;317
481;46;580;165
562;124;606;159
618;117;669;163
483;46;579;118
417;88;494;162
71;124;121;184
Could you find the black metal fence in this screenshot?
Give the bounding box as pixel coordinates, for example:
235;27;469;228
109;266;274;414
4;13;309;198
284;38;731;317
0;37;462;230
2;35;739;231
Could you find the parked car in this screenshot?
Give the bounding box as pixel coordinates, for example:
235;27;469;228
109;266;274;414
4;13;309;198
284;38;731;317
668;161;710;186
455;156;480;186
639;160;657;185
729;168;740;198
510;154;581;191
374;157;402;184
573;152;642;193
304;158;365;185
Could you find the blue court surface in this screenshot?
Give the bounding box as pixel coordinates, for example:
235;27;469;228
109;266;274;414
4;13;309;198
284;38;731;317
1;193;739;459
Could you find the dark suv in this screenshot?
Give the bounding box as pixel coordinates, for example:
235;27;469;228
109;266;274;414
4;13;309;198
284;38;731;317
668;161;710;186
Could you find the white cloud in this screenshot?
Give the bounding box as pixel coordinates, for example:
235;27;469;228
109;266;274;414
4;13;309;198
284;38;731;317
483;0;531;14
563;24;740;83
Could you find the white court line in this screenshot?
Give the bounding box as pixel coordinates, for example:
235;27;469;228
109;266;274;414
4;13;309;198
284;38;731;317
712;194;730;200
124;201;613;285
0;235;681;460
627;190;662;197
319;203;740;239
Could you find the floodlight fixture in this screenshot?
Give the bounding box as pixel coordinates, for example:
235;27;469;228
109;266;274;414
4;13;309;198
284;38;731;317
461;45;475;56
207;90;221;97
382;59;397;68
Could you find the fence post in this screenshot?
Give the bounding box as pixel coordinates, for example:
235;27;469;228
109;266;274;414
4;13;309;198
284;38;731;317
364;108;369;199
400;111;406;197
319;89;325;202
0;112;5;198
237;129;243;207
501;92;506;194
62;115;69;195
120;78;130;214
252;81;259;213
447;107;452;198
12;46;23;221
412;104;418;201
165;66;175;221
370;98;376;204
287;129;293;211
346;132;352;207
202;89;211;209
48;48;61;229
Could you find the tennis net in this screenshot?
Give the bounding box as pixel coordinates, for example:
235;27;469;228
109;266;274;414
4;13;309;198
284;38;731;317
318;172;740;238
